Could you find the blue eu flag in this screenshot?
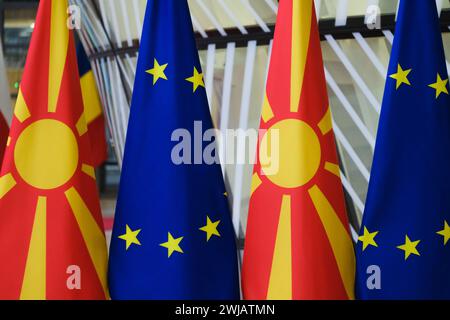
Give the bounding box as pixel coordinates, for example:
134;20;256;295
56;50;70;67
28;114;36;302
356;0;450;299
108;0;240;299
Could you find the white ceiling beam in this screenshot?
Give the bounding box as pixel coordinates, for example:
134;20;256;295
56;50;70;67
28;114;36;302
264;0;278;14
232;40;258;236
205;44;216;108
325;34;381;114
195;0;227;36
240;0;271;32
325;68;376;151
314;0;322;21
335;0;349;26
190;13;208;38
353;32;387;77
218;0;248;34
436;0;443;17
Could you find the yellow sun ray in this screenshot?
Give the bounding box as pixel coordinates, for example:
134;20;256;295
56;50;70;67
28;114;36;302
65;187;108;297
324;162;341;178
0;173;17;199
14;89;31;123
290;0;312;113
267;194;292;300
318;107;333;135
81;164;96;180
80;71;103;123
308;185;355;299
251;173;262;196
261;94;274;123
48;0;69;113
20;196;46;300
76;114;88;137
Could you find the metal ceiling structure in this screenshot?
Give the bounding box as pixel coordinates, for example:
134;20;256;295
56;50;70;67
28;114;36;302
70;0;450;241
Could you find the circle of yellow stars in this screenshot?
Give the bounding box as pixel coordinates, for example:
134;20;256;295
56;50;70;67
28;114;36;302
121;57;218;257
358;220;450;261
118;215;222;257
389;63;449;98
118;186;227;257
145;58;205;92
359;63;450;260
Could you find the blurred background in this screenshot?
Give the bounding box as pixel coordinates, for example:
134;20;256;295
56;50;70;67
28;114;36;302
1;0;450;247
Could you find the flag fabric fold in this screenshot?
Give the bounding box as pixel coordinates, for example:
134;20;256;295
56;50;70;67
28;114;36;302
76;43;108;168
0;41;12;165
108;0;239;300
356;0;450;299
242;0;355;300
0;0;108;300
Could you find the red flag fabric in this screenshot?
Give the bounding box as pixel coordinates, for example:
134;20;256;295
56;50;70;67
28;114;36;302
242;0;355;300
77;43;108;168
0;114;8;164
0;0;108;299
0;41;12;167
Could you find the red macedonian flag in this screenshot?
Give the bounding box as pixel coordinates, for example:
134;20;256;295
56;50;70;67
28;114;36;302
0;0;108;299
242;0;355;300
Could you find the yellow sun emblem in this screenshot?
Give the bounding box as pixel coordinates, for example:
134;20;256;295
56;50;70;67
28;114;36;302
0;88;108;299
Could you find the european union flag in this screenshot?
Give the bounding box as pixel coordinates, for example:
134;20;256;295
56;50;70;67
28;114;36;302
356;0;450;299
108;0;240;299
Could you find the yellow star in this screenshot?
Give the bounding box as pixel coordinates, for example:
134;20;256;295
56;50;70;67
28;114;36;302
146;58;168;85
389;64;412;89
185;67;205;92
358;227;379;251
160;232;184;258
437;220;450;245
199;216;221;241
397;235;420;260
428;73;449;98
118;224;142;250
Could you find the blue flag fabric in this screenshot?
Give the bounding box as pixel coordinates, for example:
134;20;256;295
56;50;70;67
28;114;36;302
108;0;240;299
356;0;450;299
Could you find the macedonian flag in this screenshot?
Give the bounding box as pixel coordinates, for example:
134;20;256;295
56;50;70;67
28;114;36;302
0;0;108;299
242;0;355;300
